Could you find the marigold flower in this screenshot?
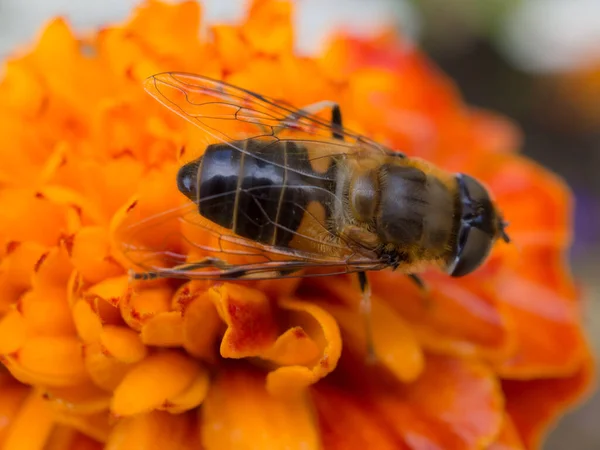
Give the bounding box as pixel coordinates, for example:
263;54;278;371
0;1;594;449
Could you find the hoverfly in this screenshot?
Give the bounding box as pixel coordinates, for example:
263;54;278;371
122;72;510;353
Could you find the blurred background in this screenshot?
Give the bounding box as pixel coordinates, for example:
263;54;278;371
1;0;598;447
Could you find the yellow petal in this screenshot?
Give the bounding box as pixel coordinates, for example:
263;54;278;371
83;342;129;392
72;300;103;344
0;309;27;354
100;325;148;363
201;368;319;450
261;326;321;366
1;390;54;450
111;350;206;416
141;311;184;347
182;290;223;361
161;369;210;414
16;336;88;386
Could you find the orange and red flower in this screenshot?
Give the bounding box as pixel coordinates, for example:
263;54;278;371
0;1;594;449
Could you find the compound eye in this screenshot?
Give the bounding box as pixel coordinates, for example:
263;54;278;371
450;226;494;277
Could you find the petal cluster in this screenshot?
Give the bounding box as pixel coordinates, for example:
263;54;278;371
0;1;593;449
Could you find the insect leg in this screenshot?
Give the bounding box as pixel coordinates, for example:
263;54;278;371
130;257;230;280
280;101;344;139
407;273;427;291
357;271;376;363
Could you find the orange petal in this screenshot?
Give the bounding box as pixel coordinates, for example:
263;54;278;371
201;368;319;450
316;280;423;383
105;411;198;450
312;383;407;450
53;410;112;444
43;381;111;415
83;342;129;392
370;271;512;362
0;241;47;313
320;353;504;450
111;350;207;416
243;0;293;56
72;300;103;344
210;283;278;358
394;355;503;449
182;289;223;361
141;311;184;347
487;414;525;450
70;227;123;284
19;284;76;336
100;325;148;363
265;297;342;396
0;189;69;247
0;382;30;446
502;354;595;450
14;336;88;386
495;270;587;377
43;426;103;450
0;60;46;117
161;369;210;414
261;326;321;366
120;285;172;331
0;310;28;354
1;390;54;450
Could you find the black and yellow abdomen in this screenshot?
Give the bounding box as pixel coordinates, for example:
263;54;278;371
177;139;337;248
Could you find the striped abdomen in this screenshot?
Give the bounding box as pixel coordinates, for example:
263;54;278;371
177;139;337;248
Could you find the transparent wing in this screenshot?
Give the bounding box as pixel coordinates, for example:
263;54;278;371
117;72;400;280
118;198;389;281
143;72;402;159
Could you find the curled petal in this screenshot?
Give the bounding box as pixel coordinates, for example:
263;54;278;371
111;350;208;416
120;286;172;332
182;288;223;361
201;368;319;450
210;283;278;358
266;297;342;396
